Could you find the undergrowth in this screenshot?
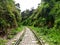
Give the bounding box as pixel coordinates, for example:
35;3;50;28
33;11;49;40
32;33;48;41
29;26;60;45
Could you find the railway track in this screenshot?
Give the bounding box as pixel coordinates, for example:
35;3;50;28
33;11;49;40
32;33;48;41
14;29;26;45
14;27;42;45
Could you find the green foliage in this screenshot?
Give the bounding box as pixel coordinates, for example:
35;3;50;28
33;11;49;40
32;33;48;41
0;18;6;27
7;26;24;39
22;0;60;29
30;26;60;45
21;9;35;23
0;0;21;34
24;1;60;45
0;38;7;45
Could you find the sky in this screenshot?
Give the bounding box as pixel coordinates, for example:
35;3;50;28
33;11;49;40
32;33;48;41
15;0;41;12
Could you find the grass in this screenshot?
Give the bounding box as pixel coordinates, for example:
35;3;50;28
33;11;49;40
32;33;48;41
0;38;7;45
0;25;24;45
7;25;24;39
29;26;60;45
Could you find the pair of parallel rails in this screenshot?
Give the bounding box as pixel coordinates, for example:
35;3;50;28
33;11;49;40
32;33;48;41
14;27;42;45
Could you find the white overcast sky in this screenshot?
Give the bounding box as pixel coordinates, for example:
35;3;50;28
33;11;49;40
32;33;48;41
15;0;41;12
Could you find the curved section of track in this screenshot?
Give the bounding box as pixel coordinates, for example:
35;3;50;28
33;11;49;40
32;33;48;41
19;27;40;45
14;27;42;45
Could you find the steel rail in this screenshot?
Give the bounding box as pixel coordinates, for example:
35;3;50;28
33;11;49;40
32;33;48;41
28;27;42;45
14;30;26;45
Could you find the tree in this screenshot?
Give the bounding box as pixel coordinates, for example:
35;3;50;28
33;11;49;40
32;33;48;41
0;0;21;35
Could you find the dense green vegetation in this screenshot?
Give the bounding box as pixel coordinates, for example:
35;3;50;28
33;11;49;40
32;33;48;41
0;0;23;45
0;0;60;45
29;26;60;45
0;38;7;45
21;9;34;21
7;25;24;39
0;26;24;45
22;0;60;28
0;0;21;36
22;0;60;45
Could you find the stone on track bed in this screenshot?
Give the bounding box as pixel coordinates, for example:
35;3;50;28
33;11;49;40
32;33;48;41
19;27;39;45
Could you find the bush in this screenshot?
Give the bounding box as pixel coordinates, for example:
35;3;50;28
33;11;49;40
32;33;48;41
30;26;60;45
0;38;7;45
7;26;24;39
